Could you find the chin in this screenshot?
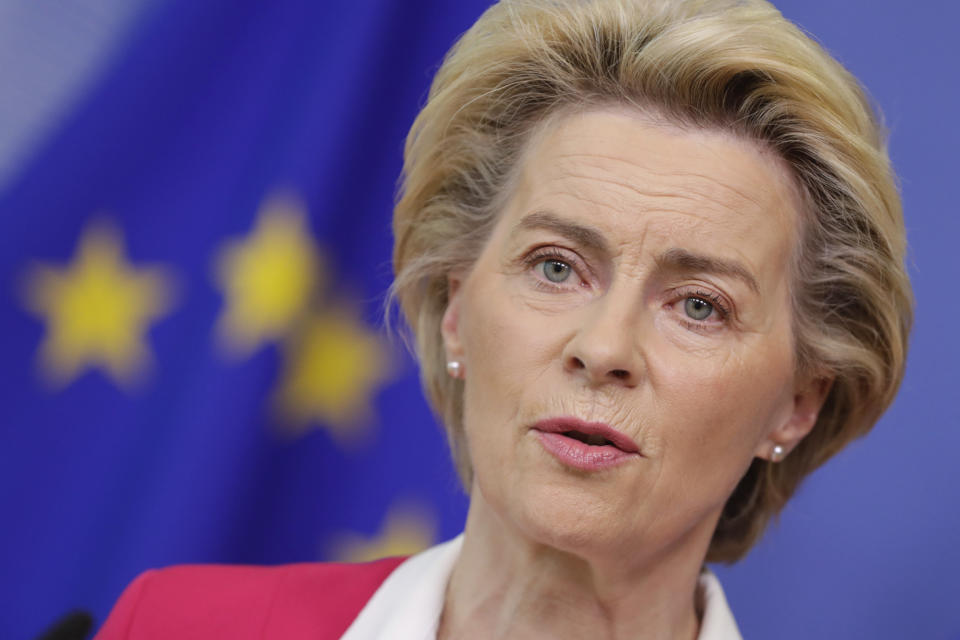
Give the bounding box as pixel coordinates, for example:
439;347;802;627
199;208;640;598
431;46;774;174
485;465;642;560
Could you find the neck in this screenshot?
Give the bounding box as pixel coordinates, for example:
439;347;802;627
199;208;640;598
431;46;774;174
438;491;716;640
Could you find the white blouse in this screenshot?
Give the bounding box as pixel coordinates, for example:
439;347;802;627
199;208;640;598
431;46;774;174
342;535;743;639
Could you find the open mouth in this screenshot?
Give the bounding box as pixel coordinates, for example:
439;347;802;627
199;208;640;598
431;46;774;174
533;422;640;471
531;416;641;458
563;430;616;448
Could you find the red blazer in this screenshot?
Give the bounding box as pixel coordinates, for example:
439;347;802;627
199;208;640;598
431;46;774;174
94;557;407;640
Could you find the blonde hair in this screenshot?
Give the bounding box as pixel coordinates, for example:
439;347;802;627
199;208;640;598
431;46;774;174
389;0;912;563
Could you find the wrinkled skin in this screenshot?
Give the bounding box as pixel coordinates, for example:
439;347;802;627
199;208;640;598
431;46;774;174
438;108;830;639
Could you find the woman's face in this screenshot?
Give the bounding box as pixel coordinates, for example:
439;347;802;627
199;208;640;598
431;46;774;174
441;108;827;561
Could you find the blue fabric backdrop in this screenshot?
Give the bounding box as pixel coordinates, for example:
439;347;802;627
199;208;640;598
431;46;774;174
0;1;956;639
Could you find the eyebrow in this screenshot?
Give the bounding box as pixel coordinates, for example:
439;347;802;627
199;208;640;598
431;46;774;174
512;211;610;254
512;211;761;295
656;247;761;295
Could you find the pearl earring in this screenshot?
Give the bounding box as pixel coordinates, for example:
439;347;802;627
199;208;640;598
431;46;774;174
446;361;462;379
771;444;785;462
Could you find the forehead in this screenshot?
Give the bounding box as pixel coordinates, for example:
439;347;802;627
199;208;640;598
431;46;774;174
501;108;802;265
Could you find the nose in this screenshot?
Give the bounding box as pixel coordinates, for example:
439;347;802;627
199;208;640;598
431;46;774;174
561;292;644;388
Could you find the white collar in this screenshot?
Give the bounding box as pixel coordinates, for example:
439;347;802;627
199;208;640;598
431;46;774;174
342;535;742;640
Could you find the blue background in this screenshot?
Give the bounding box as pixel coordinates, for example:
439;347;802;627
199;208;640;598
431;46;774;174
0;1;956;638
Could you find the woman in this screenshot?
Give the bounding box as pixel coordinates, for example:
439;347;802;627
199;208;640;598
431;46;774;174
96;0;912;638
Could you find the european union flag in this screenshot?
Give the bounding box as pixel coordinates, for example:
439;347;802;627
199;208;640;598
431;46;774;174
0;1;490;637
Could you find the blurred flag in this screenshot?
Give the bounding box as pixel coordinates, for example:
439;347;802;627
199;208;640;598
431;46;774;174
0;1;487;637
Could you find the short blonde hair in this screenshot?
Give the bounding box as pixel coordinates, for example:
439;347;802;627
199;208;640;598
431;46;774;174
389;0;912;563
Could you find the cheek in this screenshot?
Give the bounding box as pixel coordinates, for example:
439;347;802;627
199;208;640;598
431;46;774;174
634;342;794;531
652;335;795;465
461;279;561;400
458;277;571;478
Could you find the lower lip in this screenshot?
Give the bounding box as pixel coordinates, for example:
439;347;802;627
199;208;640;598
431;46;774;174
534;430;639;471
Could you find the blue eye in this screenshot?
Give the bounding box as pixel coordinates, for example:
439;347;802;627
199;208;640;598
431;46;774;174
540;259;572;283
684;297;714;320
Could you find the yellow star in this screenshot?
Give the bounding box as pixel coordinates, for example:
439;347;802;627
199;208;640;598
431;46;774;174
213;192;322;357
272;305;394;443
22;219;175;389
327;502;436;562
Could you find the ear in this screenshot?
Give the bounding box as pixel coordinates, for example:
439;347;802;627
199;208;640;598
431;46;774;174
440;274;466;362
757;374;834;461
